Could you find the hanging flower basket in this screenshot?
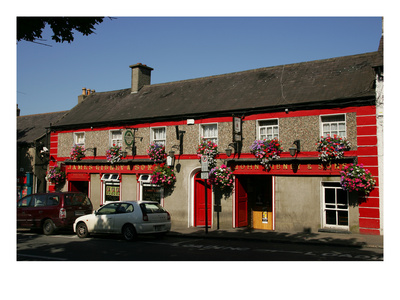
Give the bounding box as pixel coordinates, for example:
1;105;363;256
150;164;176;189
147;143;167;162
316;135;351;162
106;145;122;164
208;164;234;191
340;163;376;195
70;144;86;161
46;166;66;185
197;138;218;168
250;138;283;165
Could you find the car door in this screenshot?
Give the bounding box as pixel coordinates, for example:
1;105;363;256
92;203;118;233
113;203;135;232
30;194;48;228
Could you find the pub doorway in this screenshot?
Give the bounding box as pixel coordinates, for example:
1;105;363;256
194;171;212;227
235;175;274;230
69;180;89;196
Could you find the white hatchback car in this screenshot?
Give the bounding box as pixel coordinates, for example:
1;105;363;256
73;201;171;241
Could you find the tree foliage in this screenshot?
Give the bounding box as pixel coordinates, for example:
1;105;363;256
17;17;104;44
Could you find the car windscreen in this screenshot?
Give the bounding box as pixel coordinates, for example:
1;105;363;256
64;193;92;207
140;203;166;214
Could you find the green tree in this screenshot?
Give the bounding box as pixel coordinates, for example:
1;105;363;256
17;17;104;44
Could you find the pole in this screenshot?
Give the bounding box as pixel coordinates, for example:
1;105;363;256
205;179;208;234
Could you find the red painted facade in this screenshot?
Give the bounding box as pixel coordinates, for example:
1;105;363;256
49;104;381;234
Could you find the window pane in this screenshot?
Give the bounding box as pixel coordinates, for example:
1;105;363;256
326;210;337;225
259;120;278;126
321;115;345;122
337;189;348;207
325;188;335;204
338;211;348;226
47;196;59;206
98;203;118;215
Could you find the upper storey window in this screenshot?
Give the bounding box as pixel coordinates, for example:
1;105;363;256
258;119;279;140
201;124;218;144
74;132;85;146
110;130;123;147
151;127;166;146
321;115;346;138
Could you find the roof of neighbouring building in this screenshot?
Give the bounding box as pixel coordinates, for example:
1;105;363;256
52;50;383;129
17;111;69;144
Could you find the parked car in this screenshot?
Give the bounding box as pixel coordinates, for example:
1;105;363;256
17;192;93;235
73;201;171;241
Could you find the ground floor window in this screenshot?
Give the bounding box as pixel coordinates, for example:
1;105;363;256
322;182;349;228
139;175;163;204
102;174;120;203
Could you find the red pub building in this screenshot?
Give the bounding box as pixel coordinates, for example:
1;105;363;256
47;38;383;235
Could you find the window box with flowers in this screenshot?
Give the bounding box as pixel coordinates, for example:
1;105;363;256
106;145;122;164
197;138;219;168
147;143;167;162
70;144;86;161
208;164;234;192
46;166;66;186
150;164;176;189
250;138;283;166
340;163;376;195
316;135;351;163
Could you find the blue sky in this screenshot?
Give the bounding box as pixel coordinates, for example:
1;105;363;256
16;17;383;116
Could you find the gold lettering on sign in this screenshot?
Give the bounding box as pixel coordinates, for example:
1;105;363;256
307;164;312;170
283;164;288;170
148;165;152;170
276;165;280;170
247;165;252;170
254;165;259;170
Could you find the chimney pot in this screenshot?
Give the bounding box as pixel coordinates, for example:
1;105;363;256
129;63;153;94
82;87;87;95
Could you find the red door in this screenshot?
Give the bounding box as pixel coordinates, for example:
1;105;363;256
235;176;248;227
194;172;212;227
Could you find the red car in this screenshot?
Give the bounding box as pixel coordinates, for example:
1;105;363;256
17;192;93;235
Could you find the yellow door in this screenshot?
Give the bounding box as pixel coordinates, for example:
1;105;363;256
247;176;273;230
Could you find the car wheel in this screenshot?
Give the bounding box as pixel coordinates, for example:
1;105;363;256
122;224;137;241
76;222;89;238
43;219;56;235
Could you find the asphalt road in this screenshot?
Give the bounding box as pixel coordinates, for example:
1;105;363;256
16;231;383;261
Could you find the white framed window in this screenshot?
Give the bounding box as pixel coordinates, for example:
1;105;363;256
200;124;218;144
258;119;279;140
101;174;120;204
109;130;123;147
138;175;164;205
74;132;85;146
320;114;346;138
322;182;349;229
151;127;166;145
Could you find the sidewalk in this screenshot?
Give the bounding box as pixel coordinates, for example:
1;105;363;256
167;227;383;249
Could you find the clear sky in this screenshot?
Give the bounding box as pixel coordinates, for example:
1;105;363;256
16;16;383;116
